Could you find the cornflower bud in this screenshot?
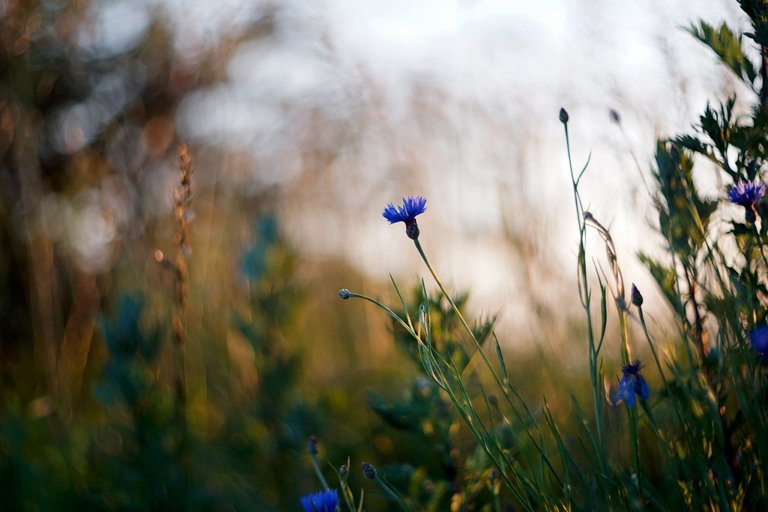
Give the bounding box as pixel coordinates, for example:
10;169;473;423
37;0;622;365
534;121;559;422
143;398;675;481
362;461;377;479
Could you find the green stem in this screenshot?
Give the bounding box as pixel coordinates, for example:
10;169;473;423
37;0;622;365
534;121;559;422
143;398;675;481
310;453;330;491
752;223;768;286
347;292;417;338
412;238;564;490
339;481;356;512
637;307;668;388
562;119;607;468
618;306;631;365
412;239;498;380
628;407;643;501
617;280;642;501
564;122;584;222
373;475;413;512
334;463;357;512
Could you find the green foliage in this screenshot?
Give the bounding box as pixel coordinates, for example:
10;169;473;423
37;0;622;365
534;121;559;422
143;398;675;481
364;287;499;510
637;253;681;313
7;1;768;511
89;297;188;510
690;21;758;86
96;296;163;406
653;141;718;259
0;214;340;511
330;3;768;510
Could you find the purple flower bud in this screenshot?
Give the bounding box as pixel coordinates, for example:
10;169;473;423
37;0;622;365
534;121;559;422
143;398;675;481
307;436;318;455
362;461;377;479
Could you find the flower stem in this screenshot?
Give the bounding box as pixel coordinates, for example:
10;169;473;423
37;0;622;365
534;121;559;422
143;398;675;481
562;118;607;469
372;474;413;512
310;452;330;491
411;238;563;487
334;462;357;512
628;406;642;499
751;223;768;281
412;239;494;372
618;305;631;365
346;292;417;338
637;307;668;388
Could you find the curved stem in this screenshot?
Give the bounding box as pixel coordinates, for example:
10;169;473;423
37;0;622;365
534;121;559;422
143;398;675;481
373;475;413;512
412;239;501;386
346;292;417;338
411;238;564;488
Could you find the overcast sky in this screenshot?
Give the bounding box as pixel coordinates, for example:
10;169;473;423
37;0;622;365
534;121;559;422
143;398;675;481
79;0;750;329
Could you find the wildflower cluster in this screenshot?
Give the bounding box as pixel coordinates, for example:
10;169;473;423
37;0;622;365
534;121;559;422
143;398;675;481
321;3;768;510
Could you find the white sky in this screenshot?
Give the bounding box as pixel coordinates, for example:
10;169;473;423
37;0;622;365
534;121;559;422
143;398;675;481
80;0;752;332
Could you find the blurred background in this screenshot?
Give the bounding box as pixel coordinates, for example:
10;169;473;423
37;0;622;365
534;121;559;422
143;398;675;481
0;0;755;509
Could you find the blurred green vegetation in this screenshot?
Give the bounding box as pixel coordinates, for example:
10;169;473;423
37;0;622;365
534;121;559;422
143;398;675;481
0;3;582;509
5;0;768;511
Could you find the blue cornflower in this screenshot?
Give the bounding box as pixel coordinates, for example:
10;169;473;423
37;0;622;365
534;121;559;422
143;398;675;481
728;180;765;207
382;195;427;240
728;179;765;222
749;323;768;356
611;361;649;407
300;489;339;512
